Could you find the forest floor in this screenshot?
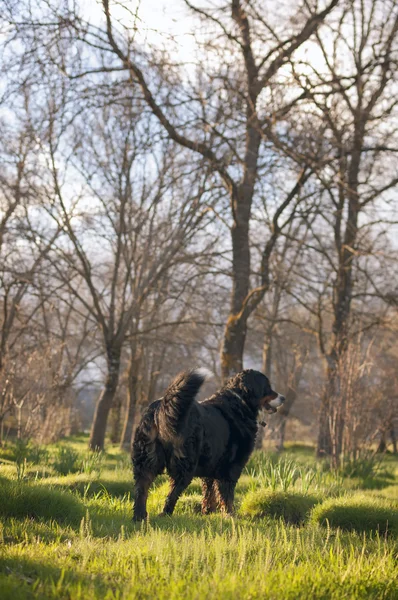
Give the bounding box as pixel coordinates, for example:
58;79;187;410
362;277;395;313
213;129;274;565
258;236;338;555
0;434;397;599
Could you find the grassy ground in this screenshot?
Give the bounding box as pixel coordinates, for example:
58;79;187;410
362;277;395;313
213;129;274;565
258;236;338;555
0;435;397;599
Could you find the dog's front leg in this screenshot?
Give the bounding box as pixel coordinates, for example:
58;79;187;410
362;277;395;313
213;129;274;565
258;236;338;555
160;473;193;516
133;474;156;522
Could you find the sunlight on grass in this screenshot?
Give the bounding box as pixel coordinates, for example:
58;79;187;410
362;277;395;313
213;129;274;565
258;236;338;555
0;435;397;599
311;494;398;535
240;489;320;523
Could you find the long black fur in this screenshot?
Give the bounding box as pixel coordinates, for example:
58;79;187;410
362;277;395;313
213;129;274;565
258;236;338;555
132;368;282;520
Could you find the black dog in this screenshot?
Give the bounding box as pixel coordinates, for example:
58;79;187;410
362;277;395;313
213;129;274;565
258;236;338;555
132;369;285;521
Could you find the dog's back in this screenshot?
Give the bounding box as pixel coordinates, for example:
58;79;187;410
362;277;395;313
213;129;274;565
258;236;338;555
157;369;206;441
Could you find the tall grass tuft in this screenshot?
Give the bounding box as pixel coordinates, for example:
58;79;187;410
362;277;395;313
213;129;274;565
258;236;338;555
80;450;104;476
240;489;319;523
0;478;84;524
52;446;80;476
311;494;398;535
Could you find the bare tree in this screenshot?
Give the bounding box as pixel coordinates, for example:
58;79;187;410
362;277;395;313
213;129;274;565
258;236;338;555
0;102;63;437
39;93;214;449
285;0;398;457
7;0;342;380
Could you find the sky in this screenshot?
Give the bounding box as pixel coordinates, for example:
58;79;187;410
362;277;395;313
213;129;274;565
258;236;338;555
85;0;198;59
81;0;336;87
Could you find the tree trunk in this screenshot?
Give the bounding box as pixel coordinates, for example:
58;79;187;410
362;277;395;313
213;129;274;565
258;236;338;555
390;425;397;454
377;431;387;454
317;233;355;460
316;132;361;459
317;400;332;457
220;314;248;382
274;385;297;452
17;404;23;440
220;182;255;382
317;360;335;458
89;347;121;450
275;416;287;453
109;393;122;444
317;353;345;463
120;347;141;450
255;332;274;450
262;336;272;377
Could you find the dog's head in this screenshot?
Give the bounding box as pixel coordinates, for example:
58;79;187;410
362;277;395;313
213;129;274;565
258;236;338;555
227;369;285;415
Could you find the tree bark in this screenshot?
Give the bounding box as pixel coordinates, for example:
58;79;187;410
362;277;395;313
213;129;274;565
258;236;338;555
275;385;298;453
220;314;248;381
275;416;287;453
109;393;122;444
317;398;332;457
254;330;274;449
317;128;362;458
89;347;121;450
390;425;397;454
377;432;387;454
317;357;336;457
220;129;260;382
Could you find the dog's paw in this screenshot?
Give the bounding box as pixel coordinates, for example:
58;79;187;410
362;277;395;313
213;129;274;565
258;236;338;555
157;511;173;518
132;512;147;523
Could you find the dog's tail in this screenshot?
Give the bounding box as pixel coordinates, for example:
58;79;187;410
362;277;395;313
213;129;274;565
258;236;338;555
160;369;209;436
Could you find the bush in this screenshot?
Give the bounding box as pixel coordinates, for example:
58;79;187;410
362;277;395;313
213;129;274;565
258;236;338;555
52;446;80;475
311;495;398;535
254;458;301;492
338;455;392;480
0;478;84;524
80;450;104;476
240;489;319;524
12;439;31;481
30;445;50;466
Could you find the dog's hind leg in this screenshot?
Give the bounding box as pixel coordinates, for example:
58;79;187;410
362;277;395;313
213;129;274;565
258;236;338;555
201;478;217;514
214;479;237;514
132;407;165;522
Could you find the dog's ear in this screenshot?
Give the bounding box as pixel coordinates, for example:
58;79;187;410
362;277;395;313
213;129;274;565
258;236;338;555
246;370;269;399
236;370;269;402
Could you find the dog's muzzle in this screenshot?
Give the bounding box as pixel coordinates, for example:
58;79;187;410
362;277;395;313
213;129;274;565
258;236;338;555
262;393;285;415
268;393;285;408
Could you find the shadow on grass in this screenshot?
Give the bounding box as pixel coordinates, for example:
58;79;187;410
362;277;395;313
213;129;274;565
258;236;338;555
0;477;85;526
343;474;396;491
42;476;134;498
283;443;316;456
360;477;396;490
0;555;110;600
132;513;252;536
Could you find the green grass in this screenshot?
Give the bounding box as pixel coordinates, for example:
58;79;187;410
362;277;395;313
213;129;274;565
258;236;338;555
240;489;320;523
37;471;134;498
311;494;398;535
0;436;397;599
0;477;85;524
